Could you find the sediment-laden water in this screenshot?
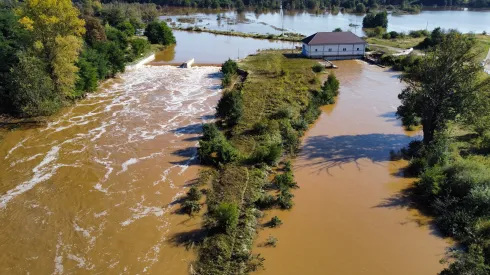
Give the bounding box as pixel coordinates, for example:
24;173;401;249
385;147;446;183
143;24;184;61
254;61;450;275
0;62;221;274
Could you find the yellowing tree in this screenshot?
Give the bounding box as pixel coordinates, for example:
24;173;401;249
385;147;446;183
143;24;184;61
17;0;85;97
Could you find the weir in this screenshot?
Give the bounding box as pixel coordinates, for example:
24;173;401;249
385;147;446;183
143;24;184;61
180;58;195;68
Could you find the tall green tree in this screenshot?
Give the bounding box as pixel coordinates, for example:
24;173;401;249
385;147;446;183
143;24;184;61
144;21;176;45
16;0;86;97
397;32;490;144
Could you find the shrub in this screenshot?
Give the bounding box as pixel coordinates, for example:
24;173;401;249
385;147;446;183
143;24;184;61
277;188;294;209
312;63;325;73
251;143;282;165
255;193;276;209
187;186;202;201
213;202;239;233
198;124;239;165
129;38;150;59
274;105;293;119
333;27;343;32
274;172;297;189
221;58;238;75
265;235;278;247
182;200;201;215
216;89;243;126
269;216;283;227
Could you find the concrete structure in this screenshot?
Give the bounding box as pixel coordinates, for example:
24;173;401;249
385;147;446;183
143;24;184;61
180;58;195;68
302;32;367;60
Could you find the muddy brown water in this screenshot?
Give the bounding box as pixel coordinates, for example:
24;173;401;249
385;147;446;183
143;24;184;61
254;60;451;275
0;62;221;274
0;45;450;274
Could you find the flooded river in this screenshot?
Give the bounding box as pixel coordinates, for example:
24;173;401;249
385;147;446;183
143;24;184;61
162;8;490;36
0;61;221;273
150;30;294;65
254;61;450;275
0;30;451;274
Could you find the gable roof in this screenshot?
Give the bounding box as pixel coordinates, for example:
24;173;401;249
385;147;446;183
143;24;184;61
302;32;366;45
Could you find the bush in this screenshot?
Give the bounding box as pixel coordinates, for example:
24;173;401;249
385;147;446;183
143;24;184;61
213;202;239;233
251;143;282;165
129;38;150;60
144;21;176;45
198;124;239;165
182;200;201;215
333;27;343;32
221;58;238;75
187;186;202;201
274;172;297;189
277;188;294;209
269;216;283;227
274;105;293;119
312;63;325;73
265;235;278;247
216;89;243;126
256;193;276;209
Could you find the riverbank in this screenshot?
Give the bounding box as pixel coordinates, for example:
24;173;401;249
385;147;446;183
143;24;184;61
191;51;338;274
171;26;304;42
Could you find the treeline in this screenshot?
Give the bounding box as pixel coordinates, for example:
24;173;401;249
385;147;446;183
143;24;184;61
396;32;490;274
0;0;175;118
97;0;490;11
187;53;339;274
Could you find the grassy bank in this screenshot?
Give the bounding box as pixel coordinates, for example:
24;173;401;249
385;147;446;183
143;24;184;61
189;51;339;274
173;26;305;42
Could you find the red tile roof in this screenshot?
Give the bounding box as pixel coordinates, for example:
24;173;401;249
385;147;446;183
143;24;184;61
302;32;366;45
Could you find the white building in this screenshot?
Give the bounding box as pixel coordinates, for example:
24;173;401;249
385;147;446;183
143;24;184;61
302;32;367;60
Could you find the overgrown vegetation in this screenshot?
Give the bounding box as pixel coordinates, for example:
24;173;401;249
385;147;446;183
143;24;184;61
362;11;388;28
396;31;490;275
194;52;339;274
0;0;174;118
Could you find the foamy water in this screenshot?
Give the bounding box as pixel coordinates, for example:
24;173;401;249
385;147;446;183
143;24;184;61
0;63;221;274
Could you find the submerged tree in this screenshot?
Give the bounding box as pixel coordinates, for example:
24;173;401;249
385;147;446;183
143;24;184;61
397;32;490;145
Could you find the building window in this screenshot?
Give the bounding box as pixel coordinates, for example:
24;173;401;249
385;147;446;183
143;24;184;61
343;48;346;51
315;49;318;52
357;48;360;51
328;48;332;52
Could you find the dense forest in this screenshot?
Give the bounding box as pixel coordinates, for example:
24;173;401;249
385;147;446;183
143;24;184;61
99;0;490;11
0;0;175;118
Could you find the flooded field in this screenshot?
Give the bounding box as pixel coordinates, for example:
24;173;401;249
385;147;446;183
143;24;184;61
254;61;450;275
161;8;490;36
149;30;294;65
0;62;221;274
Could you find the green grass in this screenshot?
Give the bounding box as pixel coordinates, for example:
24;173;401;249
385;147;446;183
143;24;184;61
474;34;490;61
232;51;321;152
366;36;425;49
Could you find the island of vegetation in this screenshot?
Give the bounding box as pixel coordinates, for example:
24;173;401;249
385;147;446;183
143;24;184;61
0;0;175;118
176;51;339;274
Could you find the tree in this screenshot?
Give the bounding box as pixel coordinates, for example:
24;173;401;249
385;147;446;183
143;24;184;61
117;21;135;37
397;33;490;145
356;3;366;13
17;0;85;96
9;53;60;117
235;0;245;12
0;7;30;114
84;16;107;46
333;27;343;32
362;11;388;28
144;21;176;45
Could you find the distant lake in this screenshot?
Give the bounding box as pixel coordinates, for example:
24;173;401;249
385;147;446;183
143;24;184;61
160;8;490;36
